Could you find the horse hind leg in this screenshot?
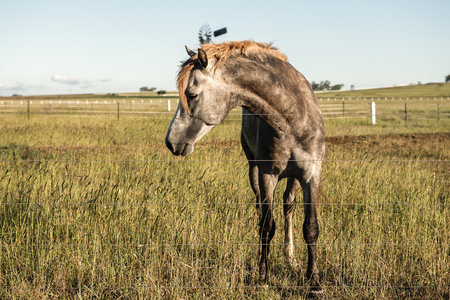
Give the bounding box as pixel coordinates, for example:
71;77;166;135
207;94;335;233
300;174;323;297
283;177;301;270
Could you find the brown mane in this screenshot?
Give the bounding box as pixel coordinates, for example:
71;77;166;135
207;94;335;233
177;41;288;111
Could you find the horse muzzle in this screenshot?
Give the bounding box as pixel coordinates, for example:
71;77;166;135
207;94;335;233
165;140;194;156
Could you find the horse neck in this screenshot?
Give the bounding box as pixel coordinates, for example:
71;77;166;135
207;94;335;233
222;56;319;134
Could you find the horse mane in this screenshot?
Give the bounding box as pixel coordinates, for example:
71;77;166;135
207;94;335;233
177;41;288;111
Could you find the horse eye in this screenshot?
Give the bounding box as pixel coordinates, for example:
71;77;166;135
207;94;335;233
187;93;197;100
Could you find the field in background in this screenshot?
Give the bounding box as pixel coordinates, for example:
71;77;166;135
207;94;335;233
315;82;450;99
1;84;449;129
2;82;449;100
0;85;449;299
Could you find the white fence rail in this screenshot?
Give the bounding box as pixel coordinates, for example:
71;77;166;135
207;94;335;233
0;98;449;124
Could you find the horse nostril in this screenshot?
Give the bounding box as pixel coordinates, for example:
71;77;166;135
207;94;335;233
181;144;194;156
165;140;175;154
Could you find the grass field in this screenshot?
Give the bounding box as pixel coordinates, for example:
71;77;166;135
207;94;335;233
0;86;449;299
315;82;450;99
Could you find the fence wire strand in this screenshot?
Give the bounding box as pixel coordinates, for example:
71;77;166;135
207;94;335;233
1;102;449;296
2;158;449;163
1;242;449;248
3;285;449;291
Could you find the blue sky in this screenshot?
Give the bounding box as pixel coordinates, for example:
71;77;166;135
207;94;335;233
1;0;449;96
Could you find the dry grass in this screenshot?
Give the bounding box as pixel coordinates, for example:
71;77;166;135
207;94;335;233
0;111;449;299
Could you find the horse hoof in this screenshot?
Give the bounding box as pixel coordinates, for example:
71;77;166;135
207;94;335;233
308;287;324;299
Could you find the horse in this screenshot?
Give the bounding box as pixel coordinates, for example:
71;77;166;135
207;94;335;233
165;41;325;297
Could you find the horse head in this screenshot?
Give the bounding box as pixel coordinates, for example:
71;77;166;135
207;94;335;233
165;46;232;156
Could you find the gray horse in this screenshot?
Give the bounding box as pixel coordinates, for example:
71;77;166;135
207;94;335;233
165;41;325;297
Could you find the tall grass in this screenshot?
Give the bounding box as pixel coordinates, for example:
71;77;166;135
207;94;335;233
0;113;449;299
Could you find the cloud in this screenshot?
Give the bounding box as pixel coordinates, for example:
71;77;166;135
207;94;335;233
51;75;94;87
1;82;48;95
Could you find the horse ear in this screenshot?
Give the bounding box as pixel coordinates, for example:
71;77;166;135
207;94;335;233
185;45;196;57
197;48;208;69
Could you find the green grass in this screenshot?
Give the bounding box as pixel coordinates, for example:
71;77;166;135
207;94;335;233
315;82;450;99
0;99;449;298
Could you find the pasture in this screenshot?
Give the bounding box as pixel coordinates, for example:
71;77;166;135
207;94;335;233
0;91;449;299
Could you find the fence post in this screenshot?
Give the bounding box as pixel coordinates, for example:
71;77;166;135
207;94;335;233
27;100;30;120
371;101;376;125
342;100;345;117
405;103;407;124
168;99;171;111
437;103;439;125
117;102;120;120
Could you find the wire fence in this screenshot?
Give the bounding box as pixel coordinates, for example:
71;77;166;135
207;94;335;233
1;97;449;124
1;157;448;234
0;105;449;297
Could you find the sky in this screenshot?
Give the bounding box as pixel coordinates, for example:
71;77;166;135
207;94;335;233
1;0;449;96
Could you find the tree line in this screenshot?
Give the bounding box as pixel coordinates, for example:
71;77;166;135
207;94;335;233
140;86;166;95
312;75;450;91
139;76;449;95
311;80;344;91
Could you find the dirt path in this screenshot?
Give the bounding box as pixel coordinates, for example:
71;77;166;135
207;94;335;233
326;132;449;160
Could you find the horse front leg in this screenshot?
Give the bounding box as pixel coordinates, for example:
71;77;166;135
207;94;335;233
258;172;278;286
283;177;301;270
241;135;262;220
248;161;262;220
301;175;323;297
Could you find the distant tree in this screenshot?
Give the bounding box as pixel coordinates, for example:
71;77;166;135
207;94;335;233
331;84;344;90
157;90;167;95
311;80;344;91
446;75;450;83
311;81;320;91
350;85;355;90
319;80;331;91
140;86;158;92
